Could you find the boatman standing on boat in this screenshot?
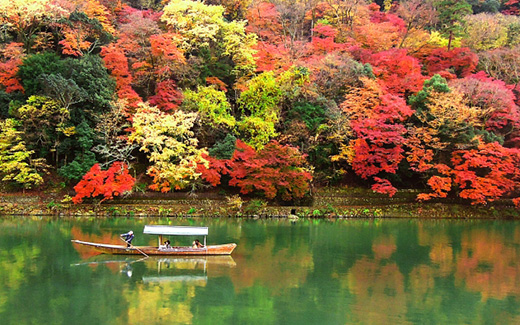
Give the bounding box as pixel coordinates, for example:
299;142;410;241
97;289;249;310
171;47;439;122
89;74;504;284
120;230;134;247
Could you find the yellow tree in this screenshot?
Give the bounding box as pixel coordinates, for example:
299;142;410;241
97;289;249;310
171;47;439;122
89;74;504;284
182;85;236;147
14;95;71;167
0;119;48;189
462;13;520;51
161;0;256;82
129;103;208;192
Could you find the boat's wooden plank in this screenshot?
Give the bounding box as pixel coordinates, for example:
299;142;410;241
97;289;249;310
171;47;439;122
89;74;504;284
71;239;237;255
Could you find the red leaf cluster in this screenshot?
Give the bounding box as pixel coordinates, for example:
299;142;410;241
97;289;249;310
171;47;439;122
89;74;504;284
198;140;312;200
421;47;478;79
100;43;142;109
307;24;346;55
148;80;183;112
0;43;24;93
364;49;425;95
342;81;413;182
72;162;135;204
502;0;520;15
451;142;520;205
418;142;520;205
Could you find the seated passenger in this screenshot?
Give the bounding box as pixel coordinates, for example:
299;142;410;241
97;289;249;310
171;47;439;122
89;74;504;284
192;239;204;248
164;240;171;248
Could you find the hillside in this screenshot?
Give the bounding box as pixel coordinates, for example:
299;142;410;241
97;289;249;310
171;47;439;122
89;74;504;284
0;0;520;209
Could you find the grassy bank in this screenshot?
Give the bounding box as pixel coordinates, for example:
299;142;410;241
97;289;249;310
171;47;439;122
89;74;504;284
1;187;518;219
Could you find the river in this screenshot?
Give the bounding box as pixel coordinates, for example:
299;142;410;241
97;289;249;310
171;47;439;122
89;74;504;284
0;216;519;324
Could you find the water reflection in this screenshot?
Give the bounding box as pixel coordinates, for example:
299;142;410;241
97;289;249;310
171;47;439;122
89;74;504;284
72;255;236;281
1;217;520;324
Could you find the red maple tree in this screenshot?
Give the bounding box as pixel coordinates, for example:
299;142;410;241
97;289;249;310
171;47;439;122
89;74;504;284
420;47;478;79
100;43;142;111
417;141;520;206
0;42;25;93
72;162;136;204
340;78;413;196
198;140;312;200
148;80;183;112
364;48;425;95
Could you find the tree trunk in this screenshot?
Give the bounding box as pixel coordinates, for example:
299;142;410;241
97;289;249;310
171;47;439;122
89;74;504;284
447;30;453;51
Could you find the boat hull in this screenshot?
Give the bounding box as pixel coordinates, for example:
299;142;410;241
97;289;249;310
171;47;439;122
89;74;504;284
71;240;237;255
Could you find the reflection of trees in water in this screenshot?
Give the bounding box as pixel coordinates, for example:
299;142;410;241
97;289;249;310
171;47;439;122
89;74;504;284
341;235;409;324
328;223;520;323
122;279;202;324
70;226;123;260
455;228;520;301
230;236;313;293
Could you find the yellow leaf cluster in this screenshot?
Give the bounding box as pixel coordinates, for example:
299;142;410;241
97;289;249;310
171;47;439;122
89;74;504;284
129;103;208;191
161;0;256;76
419;90;482;131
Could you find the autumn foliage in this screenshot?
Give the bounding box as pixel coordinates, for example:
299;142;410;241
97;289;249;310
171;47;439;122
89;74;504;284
335;78;413;196
198;140;312;201
72;162;135;203
0;43;25;93
417;141;520;205
1;0;520;208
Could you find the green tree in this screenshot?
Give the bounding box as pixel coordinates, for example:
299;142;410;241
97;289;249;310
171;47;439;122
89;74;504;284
0;91;24;119
208;133;237;159
237;72;282;149
58;122;97;181
63;54;115;118
17;52;65;96
467;0;500;13
435;0;473;50
38;73;87;110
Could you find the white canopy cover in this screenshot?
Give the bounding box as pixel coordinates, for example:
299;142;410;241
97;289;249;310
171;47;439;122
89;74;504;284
143;225;209;236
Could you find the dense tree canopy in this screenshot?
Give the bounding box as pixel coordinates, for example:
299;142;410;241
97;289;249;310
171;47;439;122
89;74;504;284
0;0;519;206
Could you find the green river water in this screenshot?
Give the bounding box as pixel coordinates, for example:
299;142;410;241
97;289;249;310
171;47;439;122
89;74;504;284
0;216;519;324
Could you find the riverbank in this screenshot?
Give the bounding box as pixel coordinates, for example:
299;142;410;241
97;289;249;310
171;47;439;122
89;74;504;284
0;187;518;219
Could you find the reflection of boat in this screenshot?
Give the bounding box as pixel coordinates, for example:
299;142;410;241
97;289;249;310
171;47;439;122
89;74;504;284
71;225;237;255
72;255;236;283
72;255;237;268
142;275;208;283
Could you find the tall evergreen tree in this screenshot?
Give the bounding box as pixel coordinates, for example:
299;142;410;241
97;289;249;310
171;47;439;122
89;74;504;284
435;0;473;50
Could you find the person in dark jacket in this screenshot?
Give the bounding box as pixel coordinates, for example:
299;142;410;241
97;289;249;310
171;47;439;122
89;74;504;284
120;230;134;247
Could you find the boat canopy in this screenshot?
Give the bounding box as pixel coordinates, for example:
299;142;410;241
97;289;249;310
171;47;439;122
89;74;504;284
143;225;209;236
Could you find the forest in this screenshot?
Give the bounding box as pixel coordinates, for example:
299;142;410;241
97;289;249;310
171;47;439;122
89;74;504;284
0;0;520;207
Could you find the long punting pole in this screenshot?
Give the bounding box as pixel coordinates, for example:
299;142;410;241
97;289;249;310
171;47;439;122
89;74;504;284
119;237;149;258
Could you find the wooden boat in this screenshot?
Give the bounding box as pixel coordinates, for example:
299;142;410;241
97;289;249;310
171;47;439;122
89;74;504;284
71;225;237;256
